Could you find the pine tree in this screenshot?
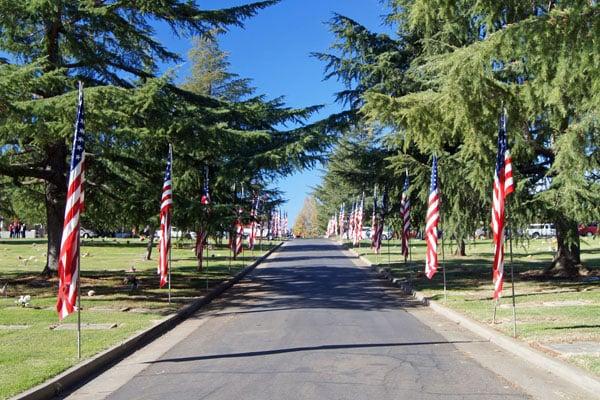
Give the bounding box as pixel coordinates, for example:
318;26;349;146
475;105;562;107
363;1;600;274
0;0;281;273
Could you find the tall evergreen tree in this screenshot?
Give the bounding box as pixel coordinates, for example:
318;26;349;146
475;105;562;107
363;0;600;274
0;0;281;273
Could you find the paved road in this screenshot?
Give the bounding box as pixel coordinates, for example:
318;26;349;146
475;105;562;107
77;239;528;400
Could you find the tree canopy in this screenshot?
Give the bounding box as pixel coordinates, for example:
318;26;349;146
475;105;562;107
0;0;336;273
316;1;600;273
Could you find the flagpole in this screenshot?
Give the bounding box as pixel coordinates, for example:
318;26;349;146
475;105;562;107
439;162;447;303
442;230;447;302
168;213;172;304
509;216;517;337
77;234;82;359
387;236;391;270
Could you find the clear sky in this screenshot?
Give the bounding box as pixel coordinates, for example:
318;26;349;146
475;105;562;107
158;0;392;225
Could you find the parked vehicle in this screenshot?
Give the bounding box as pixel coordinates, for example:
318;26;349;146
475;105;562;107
474;227;487;240
80;227;98;239
526;223;556;239
578;222;598;237
154;227;196;240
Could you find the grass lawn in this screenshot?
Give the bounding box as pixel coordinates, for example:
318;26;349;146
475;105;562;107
345;236;600;376
0;237;276;399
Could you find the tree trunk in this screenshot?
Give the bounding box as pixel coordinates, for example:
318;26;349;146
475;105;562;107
545;219;584;277
42;143;68;276
454;239;466;256
144;228;156;261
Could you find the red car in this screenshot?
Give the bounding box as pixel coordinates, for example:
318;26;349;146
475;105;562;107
578;223;598;236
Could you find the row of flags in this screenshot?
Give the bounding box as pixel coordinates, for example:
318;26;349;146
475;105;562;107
55;83;290;321
327;114;514;300
54;82;514;322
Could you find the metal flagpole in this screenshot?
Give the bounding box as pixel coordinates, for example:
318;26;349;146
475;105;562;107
441;230;447;302
229;244;232;274
168;214;171;304
387;236;391;270
509;218;517;337
77;235;82;359
439;164;447;302
205;237;209;290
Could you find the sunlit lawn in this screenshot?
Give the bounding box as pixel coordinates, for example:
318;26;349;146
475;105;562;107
345;236;600;376
0;237;276;399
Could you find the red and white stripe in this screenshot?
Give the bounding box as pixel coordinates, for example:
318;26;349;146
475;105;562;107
158;146;173;288
492;148;514;299
57;82;85;320
425;158;440;280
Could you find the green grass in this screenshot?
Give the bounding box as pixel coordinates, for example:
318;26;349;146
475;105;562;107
0;238;276;399
346;236;600;376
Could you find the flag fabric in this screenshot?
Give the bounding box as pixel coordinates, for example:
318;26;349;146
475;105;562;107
248;196;259;249
195;230;208;269
491;113;515;299
348;202;355;241
425;156;440;279
400;172;411;259
354;195;364;245
201;166;210;205
231;206;243;259
158;145;173;288
371;187;378;249
338;204;345;237
196;165;210;266
56;82;85;320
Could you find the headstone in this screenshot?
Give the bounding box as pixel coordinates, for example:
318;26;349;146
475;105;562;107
0;325;30;330
51;323;118;330
542;342;600;356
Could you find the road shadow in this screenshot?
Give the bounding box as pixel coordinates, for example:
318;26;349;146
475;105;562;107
148;340;484;363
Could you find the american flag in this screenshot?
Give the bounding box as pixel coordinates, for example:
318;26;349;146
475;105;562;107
195;230;208;269
200;165;210;205
338;204;345;237
248;196;259;249
492;113;514;299
56;82;85;320
425;156;440;279
400;172;411;259
232;211;243;259
196;167;210;268
158;145;173;288
348;202;355;241
353;196;364;246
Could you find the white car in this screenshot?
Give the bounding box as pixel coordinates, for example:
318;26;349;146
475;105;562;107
80;228;98;238
526;223;556;239
155;227;196;240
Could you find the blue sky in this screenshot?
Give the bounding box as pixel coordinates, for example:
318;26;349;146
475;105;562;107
158;0;392;225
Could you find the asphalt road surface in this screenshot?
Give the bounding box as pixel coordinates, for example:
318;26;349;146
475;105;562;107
71;239;534;400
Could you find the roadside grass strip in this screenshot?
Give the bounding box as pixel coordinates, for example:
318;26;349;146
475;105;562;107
346;237;600;376
0;238;275;399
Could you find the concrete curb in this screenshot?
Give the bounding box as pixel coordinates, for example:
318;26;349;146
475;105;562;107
344;245;600;398
13;242;284;400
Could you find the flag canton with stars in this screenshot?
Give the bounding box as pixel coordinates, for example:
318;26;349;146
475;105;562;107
70;86;85;170
496;114;508;175
164;158;172;183
430;156;438;192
